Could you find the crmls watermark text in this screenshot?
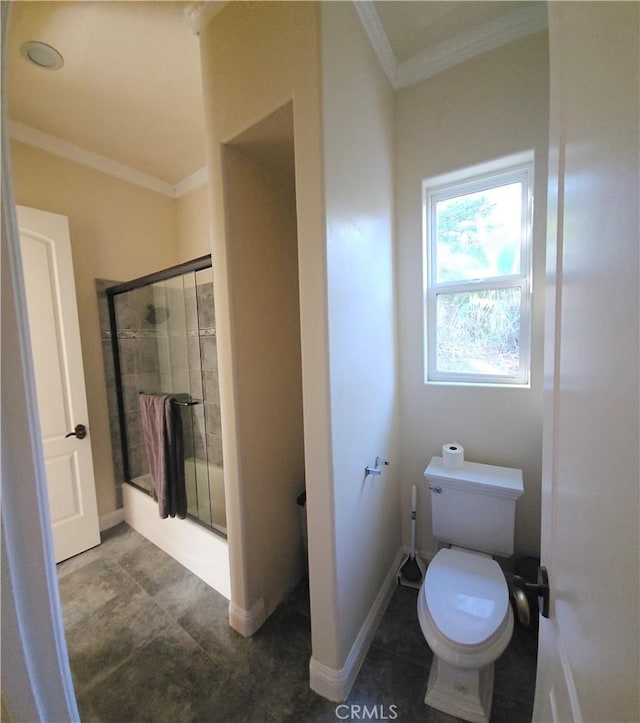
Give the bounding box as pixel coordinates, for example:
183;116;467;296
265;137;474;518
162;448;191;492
335;703;399;720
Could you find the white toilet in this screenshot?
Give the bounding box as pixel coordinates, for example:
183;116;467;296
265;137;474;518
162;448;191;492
418;456;524;723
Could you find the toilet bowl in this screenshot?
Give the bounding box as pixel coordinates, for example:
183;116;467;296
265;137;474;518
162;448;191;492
418;548;514;723
420;457;524;723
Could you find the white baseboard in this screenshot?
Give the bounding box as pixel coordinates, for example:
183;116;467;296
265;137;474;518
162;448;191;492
228;575;304;638
309;547;405;702
228;597;266;637
99;508;125;531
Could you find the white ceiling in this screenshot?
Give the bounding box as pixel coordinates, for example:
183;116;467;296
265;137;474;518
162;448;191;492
6;1;547;194
7;1;207;188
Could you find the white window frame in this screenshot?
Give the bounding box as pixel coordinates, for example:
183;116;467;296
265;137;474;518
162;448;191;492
422;152;534;386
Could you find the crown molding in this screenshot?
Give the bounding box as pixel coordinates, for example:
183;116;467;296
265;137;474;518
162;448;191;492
396;4;548;89
8;121;175;196
354;1;548;90
175;166;209;197
183;1;227;35
8;120;207;198
353;1;398;86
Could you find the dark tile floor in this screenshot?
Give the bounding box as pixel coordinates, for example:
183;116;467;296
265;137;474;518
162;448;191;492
57;524;537;722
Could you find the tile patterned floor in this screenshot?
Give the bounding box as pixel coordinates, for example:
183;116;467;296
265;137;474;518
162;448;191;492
57;524;537;722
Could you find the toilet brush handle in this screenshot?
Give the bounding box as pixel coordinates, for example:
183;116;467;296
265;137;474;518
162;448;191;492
409;485;417;554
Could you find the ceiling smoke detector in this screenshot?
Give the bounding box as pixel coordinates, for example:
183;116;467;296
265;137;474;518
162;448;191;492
20;41;64;71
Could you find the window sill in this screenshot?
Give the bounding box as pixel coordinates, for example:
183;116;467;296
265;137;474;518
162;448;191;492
425;379;531;389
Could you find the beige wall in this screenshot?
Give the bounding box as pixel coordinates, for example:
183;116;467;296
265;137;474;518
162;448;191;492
10;140;180;516
395;33;550;558
200;0;400;686
199;0;338;659
223;129;305;612
176;184;210;262
321;1;399;665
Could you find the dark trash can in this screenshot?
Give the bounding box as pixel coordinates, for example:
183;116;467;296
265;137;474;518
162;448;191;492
296;490;308;557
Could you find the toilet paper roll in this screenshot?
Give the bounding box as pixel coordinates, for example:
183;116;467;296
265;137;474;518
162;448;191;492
442;443;464;468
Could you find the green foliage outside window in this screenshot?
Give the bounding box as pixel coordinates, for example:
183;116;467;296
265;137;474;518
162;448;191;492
430;180;525;379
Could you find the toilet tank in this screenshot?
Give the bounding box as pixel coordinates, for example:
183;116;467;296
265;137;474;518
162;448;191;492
424;456;524;557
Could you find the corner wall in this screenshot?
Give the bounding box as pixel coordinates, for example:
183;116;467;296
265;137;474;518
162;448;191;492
222;130;305;615
320;1;400;669
176;184;211;262
198;0;339;662
199;1;401;689
395;33;550;558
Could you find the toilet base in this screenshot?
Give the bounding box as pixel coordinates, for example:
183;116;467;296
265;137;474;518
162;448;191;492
424;656;494;723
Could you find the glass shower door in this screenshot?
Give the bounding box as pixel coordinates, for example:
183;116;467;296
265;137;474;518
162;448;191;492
108;257;225;534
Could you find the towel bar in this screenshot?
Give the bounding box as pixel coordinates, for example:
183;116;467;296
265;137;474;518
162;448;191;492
138;392;201;407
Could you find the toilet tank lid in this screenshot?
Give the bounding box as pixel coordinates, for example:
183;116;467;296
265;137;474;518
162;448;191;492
424;457;524;500
425;548;509;645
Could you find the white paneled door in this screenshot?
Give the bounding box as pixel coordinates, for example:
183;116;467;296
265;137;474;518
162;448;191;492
18;205;100;563
535;4;639;723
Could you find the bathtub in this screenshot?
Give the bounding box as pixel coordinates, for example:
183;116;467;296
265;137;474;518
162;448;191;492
123;458;230;599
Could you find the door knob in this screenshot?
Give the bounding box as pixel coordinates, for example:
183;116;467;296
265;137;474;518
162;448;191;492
65;424;87;440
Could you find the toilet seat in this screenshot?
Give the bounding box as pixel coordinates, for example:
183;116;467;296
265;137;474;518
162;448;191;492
424;548;509;646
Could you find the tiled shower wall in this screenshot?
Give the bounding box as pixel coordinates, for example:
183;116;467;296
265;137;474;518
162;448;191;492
191;279;224;471
97;274;223;519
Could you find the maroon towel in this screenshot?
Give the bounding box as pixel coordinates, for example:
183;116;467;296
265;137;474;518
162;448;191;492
138;394;186;519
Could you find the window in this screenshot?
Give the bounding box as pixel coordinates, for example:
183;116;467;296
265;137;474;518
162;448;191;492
423;153;533;386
